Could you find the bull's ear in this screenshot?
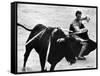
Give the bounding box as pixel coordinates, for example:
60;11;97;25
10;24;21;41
57;38;65;43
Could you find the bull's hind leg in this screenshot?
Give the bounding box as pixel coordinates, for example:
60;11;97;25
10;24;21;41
39;55;47;72
22;44;33;71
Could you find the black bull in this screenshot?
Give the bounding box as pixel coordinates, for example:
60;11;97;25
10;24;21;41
17;23;97;72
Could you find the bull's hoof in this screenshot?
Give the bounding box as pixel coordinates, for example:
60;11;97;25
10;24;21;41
22;67;26;72
41;69;48;72
77;57;86;60
44;69;48;72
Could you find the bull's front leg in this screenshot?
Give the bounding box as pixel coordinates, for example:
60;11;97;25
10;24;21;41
50;63;56;72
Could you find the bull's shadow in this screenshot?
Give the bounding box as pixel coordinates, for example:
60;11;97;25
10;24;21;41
18;23;97;72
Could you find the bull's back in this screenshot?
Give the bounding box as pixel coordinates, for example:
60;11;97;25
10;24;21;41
26;24;47;43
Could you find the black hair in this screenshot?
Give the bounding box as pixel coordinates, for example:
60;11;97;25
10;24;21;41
75;10;82;16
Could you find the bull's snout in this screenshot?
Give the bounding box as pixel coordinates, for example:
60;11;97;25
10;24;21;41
69;58;76;65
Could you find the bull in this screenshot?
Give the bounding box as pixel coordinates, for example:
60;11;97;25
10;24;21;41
17;23;97;72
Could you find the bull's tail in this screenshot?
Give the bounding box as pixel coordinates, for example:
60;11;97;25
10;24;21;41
17;23;32;31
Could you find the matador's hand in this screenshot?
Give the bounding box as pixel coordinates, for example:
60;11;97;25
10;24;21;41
86;16;90;22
